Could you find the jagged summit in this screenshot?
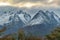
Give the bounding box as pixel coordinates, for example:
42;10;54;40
23;10;60;37
29;10;60;25
0;6;31;25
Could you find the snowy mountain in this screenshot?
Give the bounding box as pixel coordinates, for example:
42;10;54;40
0;13;25;37
0;6;31;25
29;10;60;26
0;6;31;37
23;10;60;37
0;6;60;37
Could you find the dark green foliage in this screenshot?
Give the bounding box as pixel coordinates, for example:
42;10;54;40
0;29;42;40
45;27;60;40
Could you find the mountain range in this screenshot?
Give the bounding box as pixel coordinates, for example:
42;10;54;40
0;6;60;37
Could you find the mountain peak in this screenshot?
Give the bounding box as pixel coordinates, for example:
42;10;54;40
38;10;45;13
29;10;60;25
46;11;50;13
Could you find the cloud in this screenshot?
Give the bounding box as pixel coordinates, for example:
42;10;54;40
0;0;60;8
53;0;60;5
0;0;50;4
7;0;60;7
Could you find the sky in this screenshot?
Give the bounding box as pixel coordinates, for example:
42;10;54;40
0;0;59;8
0;0;60;16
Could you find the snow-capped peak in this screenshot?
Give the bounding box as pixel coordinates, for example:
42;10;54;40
29;10;60;25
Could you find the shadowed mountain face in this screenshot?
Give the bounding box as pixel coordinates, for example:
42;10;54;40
23;10;60;37
0;6;60;37
0;6;31;38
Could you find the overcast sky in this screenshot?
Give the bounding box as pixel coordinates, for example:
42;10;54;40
0;0;60;16
0;0;60;8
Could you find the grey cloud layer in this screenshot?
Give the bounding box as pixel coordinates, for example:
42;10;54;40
0;0;60;7
9;0;60;5
7;0;48;4
0;0;60;4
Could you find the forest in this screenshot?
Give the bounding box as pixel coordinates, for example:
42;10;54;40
0;27;60;40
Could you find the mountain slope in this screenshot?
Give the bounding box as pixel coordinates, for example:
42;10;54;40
0;6;60;37
22;10;60;37
0;6;31;37
29;10;59;26
0;6;31;25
